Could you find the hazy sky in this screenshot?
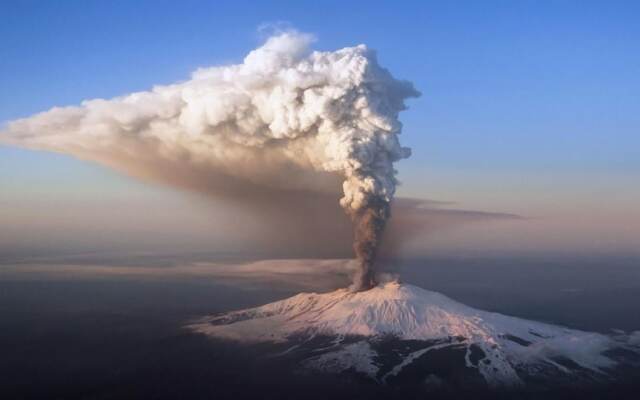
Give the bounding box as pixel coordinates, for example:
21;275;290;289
1;1;639;258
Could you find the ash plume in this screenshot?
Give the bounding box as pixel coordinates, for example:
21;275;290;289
1;31;419;291
350;197;391;291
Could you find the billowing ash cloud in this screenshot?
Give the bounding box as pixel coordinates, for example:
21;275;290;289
2;31;419;291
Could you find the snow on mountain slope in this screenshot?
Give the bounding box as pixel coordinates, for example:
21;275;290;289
190;281;638;387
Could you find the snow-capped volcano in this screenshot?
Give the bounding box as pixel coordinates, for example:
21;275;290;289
190;281;638;387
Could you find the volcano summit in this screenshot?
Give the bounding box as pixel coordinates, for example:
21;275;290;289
190;281;639;389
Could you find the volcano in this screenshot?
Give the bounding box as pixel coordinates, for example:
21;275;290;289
190;281;638;388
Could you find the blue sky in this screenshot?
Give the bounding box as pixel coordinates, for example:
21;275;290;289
1;1;639;255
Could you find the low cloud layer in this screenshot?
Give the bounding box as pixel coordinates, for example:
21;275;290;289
0;259;356;291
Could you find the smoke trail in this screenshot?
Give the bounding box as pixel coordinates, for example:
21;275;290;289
1;31;419;290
